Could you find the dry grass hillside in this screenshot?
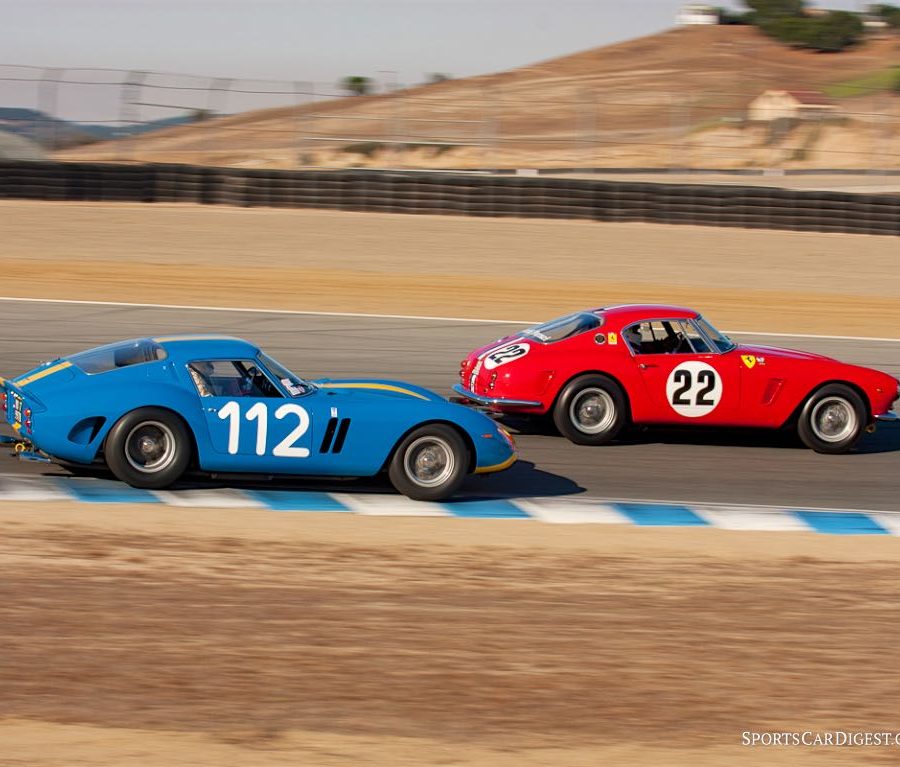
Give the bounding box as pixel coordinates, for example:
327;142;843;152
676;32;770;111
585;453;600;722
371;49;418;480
56;26;900;169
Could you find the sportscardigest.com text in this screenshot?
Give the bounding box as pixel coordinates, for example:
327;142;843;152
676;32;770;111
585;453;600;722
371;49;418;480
743;731;900;747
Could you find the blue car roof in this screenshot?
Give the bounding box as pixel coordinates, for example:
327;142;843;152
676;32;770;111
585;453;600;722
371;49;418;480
151;335;262;360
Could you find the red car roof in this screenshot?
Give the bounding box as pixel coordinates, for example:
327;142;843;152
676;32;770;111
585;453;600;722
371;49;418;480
592;304;699;324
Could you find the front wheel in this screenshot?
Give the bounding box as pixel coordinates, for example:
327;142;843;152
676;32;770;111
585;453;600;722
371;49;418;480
797;384;866;454
552;375;627;445
388;424;469;501
105;407;192;489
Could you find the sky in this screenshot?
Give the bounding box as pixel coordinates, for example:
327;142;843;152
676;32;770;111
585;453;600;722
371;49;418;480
0;0;867;121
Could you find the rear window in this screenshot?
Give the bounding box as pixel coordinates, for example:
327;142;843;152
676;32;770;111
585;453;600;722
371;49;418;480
521;312;604;343
69;339;167;374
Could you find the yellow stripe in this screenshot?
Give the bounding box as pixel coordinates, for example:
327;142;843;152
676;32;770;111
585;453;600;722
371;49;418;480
318;383;429;400
16;361;72;387
474;453;517;474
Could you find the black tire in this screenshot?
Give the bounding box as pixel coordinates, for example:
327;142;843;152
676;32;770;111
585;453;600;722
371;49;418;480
388;424;469;501
796;384;866;454
552;374;627;445
104;407;192;489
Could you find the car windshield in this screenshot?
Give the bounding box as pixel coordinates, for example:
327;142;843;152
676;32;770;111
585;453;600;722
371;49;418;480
696;317;736;353
521;312;604;343
69;339;167;374
258;353;315;397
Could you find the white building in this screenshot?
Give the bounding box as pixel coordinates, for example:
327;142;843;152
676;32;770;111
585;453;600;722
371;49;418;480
677;4;720;26
748;90;838;122
863;4;889;30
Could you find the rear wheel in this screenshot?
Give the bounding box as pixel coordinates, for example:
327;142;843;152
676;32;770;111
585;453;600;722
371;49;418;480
797;384;866;454
105;407;192;489
553;375;627;445
388;424;469;501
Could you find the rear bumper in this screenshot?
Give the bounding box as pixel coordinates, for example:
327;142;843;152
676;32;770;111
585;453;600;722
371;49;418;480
451;384;542;409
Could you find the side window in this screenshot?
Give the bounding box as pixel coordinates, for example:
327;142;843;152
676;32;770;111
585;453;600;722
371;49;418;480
188;360;282;398
625;320;710;355
672;321;712;354
624;321;676;355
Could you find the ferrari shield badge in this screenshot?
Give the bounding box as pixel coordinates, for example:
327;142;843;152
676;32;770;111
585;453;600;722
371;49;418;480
741;355;757;369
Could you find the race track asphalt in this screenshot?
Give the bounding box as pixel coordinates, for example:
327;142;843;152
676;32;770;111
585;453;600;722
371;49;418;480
2;299;898;510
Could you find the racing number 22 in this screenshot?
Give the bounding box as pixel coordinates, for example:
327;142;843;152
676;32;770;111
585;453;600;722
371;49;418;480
671;369;716;407
218;400;310;457
665;361;723;418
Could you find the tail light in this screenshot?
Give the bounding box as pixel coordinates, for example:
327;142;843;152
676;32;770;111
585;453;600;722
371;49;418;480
0;390;6;412
24;408;32;432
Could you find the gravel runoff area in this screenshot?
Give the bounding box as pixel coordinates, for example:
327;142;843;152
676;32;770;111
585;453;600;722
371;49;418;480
2;505;900;767
2;200;900;336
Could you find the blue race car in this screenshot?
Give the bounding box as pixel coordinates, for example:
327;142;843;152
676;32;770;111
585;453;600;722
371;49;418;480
1;335;516;500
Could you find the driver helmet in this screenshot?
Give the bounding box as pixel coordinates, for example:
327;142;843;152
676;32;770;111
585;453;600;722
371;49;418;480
624;323;643;348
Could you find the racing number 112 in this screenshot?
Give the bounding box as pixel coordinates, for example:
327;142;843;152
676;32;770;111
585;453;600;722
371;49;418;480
218;400;310;457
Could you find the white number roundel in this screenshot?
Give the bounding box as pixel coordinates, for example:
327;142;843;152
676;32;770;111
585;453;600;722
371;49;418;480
483;341;530;370
665;361;722;417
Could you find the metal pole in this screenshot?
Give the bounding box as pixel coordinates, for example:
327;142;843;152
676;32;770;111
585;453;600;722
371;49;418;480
38;67;61;151
117;69;148;162
204;77;232;165
294;80;308;168
377;70;397;169
577;87;596;171
480;80;497;169
669;92;679;171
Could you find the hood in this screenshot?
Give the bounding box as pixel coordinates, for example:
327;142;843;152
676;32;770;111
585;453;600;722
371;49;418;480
314;378;442;402
736;344;836;364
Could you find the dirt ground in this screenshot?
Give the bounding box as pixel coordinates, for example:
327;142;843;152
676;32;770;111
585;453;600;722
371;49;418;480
3;504;900;767
3;200;900;335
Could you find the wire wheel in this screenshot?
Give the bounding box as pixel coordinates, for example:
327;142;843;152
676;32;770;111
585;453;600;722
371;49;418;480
569;387;617;434
124;421;177;473
403;435;456;488
810;397;857;444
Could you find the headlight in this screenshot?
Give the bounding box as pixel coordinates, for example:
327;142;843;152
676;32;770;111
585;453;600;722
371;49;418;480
497;425;516;449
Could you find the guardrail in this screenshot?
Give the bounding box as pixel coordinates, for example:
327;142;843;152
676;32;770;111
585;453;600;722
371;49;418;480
1;161;898;235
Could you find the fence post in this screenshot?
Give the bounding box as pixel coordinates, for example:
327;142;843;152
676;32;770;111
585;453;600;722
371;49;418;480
116;69;148;162
480;80;498;169
293;80;309;168
205;78;232;166
577;87;597;171
37;67;61;150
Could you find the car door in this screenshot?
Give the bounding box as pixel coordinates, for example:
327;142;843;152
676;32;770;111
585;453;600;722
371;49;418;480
628;319;742;425
190;359;324;473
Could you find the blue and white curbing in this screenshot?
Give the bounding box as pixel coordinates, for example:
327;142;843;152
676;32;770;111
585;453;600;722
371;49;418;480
0;475;898;536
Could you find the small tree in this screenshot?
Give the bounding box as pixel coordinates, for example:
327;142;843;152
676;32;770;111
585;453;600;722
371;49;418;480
804;11;864;53
875;4;900;28
742;0;864;52
426;73;452;84
340;76;372;97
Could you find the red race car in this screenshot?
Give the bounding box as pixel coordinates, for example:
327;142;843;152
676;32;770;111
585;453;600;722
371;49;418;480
453;305;899;454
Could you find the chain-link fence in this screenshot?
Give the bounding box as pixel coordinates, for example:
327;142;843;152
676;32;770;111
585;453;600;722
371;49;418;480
1;63;899;172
